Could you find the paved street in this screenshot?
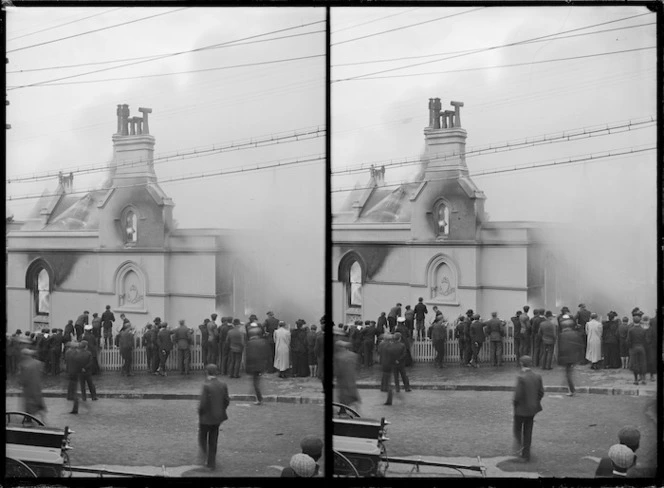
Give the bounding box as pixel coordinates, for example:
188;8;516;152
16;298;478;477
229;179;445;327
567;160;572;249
337;389;656;478
7;396;323;478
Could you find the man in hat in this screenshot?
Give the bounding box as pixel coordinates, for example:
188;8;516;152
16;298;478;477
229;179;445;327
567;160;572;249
530;309;543;367
391;332;412;393
595;426;641;477
605;444;636;478
227;319;246;378
307;324;319;377
414;297;428;341
197;364;230;471
557;319;583;396
264;311;280;373
199;319;210;368
429;311;447;368
156;322;173;376
314;319;325;387
117;322;135;376
82;325;99;375
91;312;102;348
512;356;544;462
291;319;309;377
511;310;523;364
485;312;506;367
334;339;361;412
143;322;158;374
207;314;219;366
376;312;387;337
379;334;397;404
395;316;412;367
74;310;89;342
519;306;532;358
281;435;323;477
78;340;98;401
218;317;232;376
404;305;415;340
49;328;64;376
173;319;193;375
469;314;485;368
101;305;115;349
18;348;47;423
454;314;467;366
361;320;377;368
538;311;557;370
285;453;317;478
245;325;270;405
65;342;84;414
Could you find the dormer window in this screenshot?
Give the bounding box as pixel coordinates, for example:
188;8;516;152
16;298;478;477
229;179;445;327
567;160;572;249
121;207;138;245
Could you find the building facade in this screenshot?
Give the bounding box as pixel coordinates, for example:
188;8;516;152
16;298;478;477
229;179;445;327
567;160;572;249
6;104;262;333
332;98;573;326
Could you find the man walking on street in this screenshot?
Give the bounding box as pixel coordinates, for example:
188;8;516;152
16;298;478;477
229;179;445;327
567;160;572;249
18;348;47;424
65;343;83;414
174;319;193;375
198;364;230;471
512;356;544;462
245;332;269;405
485;312;505;367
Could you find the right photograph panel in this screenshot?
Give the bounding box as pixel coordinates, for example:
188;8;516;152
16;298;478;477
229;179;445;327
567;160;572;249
330;6;658;479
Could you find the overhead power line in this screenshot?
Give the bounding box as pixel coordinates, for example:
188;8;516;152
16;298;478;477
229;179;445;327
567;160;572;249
8;53;325;88
332;7;485;46
347;46;656;82
332;7;421;34
6;154;325;202
8;126;326;184
332;117;655;176
7;8;187;53
333;21;655;67
330;145;655;195
7;8;124;42
7;19;326;90
332;11;654;82
7;29;324;74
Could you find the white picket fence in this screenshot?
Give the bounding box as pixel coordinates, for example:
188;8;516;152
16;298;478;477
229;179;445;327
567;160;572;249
96;331;228;372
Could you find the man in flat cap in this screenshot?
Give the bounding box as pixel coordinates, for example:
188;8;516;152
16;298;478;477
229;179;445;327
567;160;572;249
197;364;230;471
512;356;544;462
281;435;323;477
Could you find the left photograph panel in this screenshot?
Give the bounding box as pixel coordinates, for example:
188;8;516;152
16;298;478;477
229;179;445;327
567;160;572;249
5;7;326;479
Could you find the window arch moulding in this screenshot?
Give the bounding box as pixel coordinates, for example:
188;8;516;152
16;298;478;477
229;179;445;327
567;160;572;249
425;253;460;306
114;261;148;314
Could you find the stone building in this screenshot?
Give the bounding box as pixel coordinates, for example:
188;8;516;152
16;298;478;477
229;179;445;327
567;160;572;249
332;97;575;325
6;104;263;333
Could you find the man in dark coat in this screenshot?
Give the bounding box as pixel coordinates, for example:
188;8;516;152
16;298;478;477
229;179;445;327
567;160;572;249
414;297;428;341
404;305;415;340
469;314;485;368
602;311;621;369
391;332;411;393
627;315;647;385
37;329;51;373
218;317;232;376
334;340;361;410
538;311;557;370
519;306;532;357
173;320;193;375
82;325;100;375
575;303;591;364
18;348;47;423
512;356;544;462
198;364;230;471
530;309;544;367
264;311;280;373
307;324;319;377
376;312;387;337
91;312;102;348
429;312;447;368
74;311;89;341
78;340;98;401
245;333;270;405
557;322;583;396
143;322;157;374
361;320;377;367
454;315;467;366
156;323;173;376
65;343;85;414
387;303;402;333
314;321;325;386
207;315;219;366
395;317;412;367
511;311;523;364
379;334;399;405
199;319;210;368
485;312;505;367
227;319;245;379
101;305;115;349
117;323;135;376
49;328;64;376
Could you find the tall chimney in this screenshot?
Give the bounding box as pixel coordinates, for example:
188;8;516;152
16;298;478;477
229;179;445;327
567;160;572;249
423;99;468;179
110;104;157;186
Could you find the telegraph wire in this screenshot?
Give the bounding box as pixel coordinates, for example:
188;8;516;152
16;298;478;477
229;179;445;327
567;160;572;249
331;117;655;176
331;7;485;46
7;8;124;42
10;53;325;88
330;145;655;195
347;46;656;81
7;126;326;184
7;8;188;53
332;8;421;34
7;29;325;74
332;12;654;82
333;21;655;67
7;19;326;90
6;154;326;202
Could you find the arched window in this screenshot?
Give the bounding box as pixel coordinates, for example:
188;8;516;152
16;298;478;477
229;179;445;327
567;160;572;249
349;261;362;307
36;269;50;315
434;201;450;237
25;259;55;320
121;206;138;245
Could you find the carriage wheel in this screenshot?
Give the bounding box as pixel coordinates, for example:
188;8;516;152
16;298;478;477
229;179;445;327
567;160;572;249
332;402;361;419
333;450;361;477
5;457;38;478
6;411;45;427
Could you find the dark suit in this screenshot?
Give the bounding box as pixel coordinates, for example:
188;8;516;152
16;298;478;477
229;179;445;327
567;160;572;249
157;328;174;373
173;325;193;374
469;320;485;366
78;348;97;401
429;320;447;367
391;341;411;392
49;332;63;375
198;377;230;470
512;369;544;460
361;325;377;367
380;341;400;404
558;327;583;393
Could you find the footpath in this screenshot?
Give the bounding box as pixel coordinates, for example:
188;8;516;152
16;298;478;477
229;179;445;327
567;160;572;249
6;370;325;404
6;361;657;401
354;361;658;397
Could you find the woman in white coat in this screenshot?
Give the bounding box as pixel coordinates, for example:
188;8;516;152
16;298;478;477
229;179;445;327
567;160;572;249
273;321;291;378
585;313;603;369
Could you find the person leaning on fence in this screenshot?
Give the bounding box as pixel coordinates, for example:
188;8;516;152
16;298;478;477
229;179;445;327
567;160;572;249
538;311;557;370
117;322;135;377
227;319;246;379
199;318;210;367
469;314;486;368
428;311;447;368
156;322;174;376
530;309;543;367
207;315;219;365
